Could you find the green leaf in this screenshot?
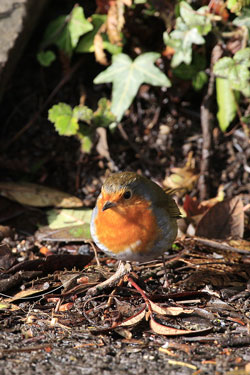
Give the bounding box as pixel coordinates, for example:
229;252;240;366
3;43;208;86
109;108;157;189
164;22;205;67
77;14;106;53
93;98;116;127
233;8;250;29
180;2;211;35
234;47;250;67
48;207;92;228
164;2;211;68
77;124;93;153
48;103;79;136
94;53;171;121
192;71;208;90
69;6;93;48
227;0;238;11
73;106;93;124
102;34;123;55
77;14;122;55
213;57;236;77
47;208;92;240
216;78;239;132
213;50;250;97
42;6;93;56
37;50;56;67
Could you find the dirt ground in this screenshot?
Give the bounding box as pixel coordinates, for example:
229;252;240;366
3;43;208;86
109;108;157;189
0;1;250;374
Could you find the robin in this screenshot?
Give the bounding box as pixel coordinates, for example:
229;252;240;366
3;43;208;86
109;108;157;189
90;172;180;287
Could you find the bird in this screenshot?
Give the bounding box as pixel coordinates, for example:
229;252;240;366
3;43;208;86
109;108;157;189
89;171;181;294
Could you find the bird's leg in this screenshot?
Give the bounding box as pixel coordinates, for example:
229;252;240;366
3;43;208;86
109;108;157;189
86;260;132;296
162;254;170;288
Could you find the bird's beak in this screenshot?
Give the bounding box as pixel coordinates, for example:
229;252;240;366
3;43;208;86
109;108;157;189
102;201;117;211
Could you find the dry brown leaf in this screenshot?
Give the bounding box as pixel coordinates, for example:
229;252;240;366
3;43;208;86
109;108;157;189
120;306;146;327
96;127;111;160
196;196;244;239
0;182;83;208
150;316;212;336
107;0;124;46
164;152;198;193
94;34;108;66
150;301;194;316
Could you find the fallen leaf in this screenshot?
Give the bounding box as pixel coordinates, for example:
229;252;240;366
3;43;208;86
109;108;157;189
47;208;92;229
120;306;146;327
0;244;16;270
36;224;92;242
7;254;93;275
150;315;212;336
150;301;194;316
0;182;83;208
196;196;244;239
183;195;207;217
164;152;198;193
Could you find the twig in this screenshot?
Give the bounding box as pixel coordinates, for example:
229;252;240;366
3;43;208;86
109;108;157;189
192;236;250;255
86;261;132;296
198;44;223;200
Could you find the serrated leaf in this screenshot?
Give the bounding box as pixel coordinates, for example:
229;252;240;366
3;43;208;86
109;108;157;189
94;53;171;121
42;6;93;57
216;78;238;132
73;106;93;124
48;103;79;136
37;50;56;67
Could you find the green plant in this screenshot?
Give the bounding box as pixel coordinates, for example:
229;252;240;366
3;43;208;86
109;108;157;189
48;98;116;152
43;0;250;151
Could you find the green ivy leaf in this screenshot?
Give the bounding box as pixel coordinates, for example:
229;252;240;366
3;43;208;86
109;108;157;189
94;53;171;121
42;6;93;57
180;2;211;35
77;14;106;53
164;2;211;67
77;14;122;55
37;50;56;67
48;103;79;136
234;47;250;67
216;78;239;132
213;49;250;97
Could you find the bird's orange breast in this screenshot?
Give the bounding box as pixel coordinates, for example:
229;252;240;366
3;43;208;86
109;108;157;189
94;195;160;255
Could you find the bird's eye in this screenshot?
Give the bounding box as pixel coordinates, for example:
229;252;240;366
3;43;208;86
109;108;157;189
123;190;132;200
